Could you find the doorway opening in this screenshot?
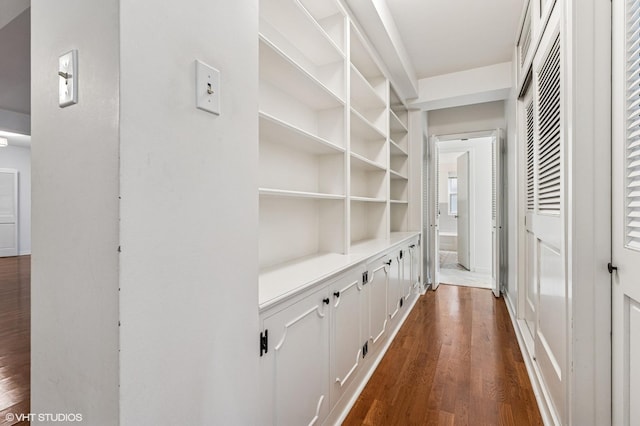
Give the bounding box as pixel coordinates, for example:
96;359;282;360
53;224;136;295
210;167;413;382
428;130;503;296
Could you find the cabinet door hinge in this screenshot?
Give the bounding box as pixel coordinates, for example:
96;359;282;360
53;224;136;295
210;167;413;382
399;250;404;259
400;297;404;308
260;330;268;357
362;341;369;358
362;271;368;285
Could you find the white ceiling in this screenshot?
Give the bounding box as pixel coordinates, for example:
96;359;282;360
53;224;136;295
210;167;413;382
385;0;525;79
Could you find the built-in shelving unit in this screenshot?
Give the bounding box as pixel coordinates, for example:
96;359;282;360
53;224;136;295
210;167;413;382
258;0;416;287
349;24;389;245
389;86;409;233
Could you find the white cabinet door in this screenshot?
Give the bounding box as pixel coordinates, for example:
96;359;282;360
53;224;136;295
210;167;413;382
387;250;401;321
330;268;365;404
409;240;420;292
261;287;330;426
400;248;412;303
367;255;389;351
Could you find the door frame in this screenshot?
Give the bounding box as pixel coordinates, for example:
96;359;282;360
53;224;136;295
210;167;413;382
428;129;504;296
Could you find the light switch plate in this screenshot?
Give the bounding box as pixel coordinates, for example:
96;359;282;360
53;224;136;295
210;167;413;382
195;60;220;115
59;50;78;107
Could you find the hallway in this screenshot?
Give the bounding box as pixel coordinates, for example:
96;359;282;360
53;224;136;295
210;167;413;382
343;285;542;425
0;256;29;425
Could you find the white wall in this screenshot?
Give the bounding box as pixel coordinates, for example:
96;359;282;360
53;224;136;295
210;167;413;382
427;101;506;137
0;144;30;254
118;1;259;425
31;0;120;423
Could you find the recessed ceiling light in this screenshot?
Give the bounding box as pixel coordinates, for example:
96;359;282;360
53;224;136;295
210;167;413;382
0;137;7;147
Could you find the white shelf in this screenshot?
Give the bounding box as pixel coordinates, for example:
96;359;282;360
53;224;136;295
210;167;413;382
260;36;345;110
350;152;386;172
389;169;408;180
390;109;408;133
261;0;345;67
350;64;385;108
259;231;421;308
390;200;408;204
259;111;345;154
350;108;386;141
390;140;408;157
260;188;345;200
260;252;355;308
350;196;386;203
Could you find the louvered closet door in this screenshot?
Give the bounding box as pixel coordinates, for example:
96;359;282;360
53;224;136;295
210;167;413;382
529;10;567;423
522;86;538;342
613;0;640;423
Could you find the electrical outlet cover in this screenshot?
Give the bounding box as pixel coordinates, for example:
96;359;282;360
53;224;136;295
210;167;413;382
195;60;220;115
59;50;78;107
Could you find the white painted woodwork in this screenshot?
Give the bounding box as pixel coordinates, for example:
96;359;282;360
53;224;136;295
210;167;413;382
261;287;331;426
518;8;566;423
491;132;503;297
259;0;421;274
457;152;470;269
431;136;441;290
400;248;412;301
388;249;401;321
613;1;640;424
409;241;420;290
260;236;419;425
330;268;365;405
0;169;18;257
367;255;390;350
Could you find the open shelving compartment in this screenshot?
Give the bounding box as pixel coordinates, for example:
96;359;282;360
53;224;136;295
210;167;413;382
389;85;410;232
259;0;348;276
257;0;415;295
348;22;390;246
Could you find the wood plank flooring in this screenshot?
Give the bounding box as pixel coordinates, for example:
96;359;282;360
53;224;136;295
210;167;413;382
343;285;542;426
0;256;30;426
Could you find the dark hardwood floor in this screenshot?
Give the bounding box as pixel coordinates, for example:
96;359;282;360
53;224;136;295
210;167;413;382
0;256;30;426
343;285;542;426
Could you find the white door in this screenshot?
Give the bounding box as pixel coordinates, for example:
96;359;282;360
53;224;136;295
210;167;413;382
457;152;470;270
430;137;441;290
387;251;400;321
260;287;330;425
400;248;411;302
613;0;640;423
0;169;18;257
367;256;389;350
491;133;502;297
330;268;364;404
523;86;538;339
530;12;567;422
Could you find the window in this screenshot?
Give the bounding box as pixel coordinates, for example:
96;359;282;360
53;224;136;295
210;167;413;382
448;177;458;216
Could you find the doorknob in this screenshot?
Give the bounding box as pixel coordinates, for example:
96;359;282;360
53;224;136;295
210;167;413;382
608;263;618;274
